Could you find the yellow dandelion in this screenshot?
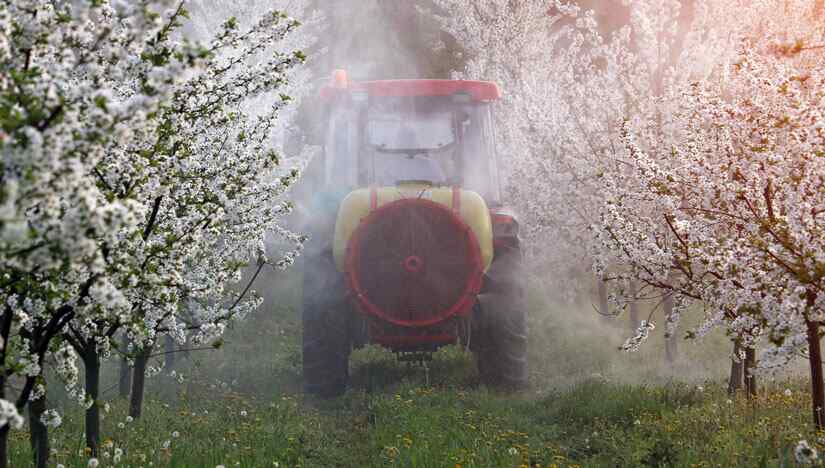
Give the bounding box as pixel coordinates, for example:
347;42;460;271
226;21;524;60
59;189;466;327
384;446;399;459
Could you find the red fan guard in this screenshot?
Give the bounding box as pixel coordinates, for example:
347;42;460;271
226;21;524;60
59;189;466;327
345;198;484;328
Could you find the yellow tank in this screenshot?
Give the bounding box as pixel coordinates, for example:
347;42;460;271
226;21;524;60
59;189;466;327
333;185;493;272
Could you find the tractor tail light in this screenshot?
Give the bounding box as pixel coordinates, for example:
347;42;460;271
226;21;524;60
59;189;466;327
491;213;519;238
332;69;348;89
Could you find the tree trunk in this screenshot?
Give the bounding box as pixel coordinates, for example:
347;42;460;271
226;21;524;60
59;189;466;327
663;293;677;363
0;372;7;468
597;279;610;319
28;391;49;468
130;346;152;419
628;282;640;332
727;340;744;396
0;424;8;468
807;319;824;430
83;347;101;456
0;310;11;468
182;335;191;360
744;346;757;399
0;310;10;468
164;335;175;369
119;336;131;399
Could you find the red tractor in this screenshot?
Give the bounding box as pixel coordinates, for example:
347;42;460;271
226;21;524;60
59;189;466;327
301;71;527;396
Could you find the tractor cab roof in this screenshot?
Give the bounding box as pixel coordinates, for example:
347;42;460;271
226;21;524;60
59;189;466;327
320;70;501;102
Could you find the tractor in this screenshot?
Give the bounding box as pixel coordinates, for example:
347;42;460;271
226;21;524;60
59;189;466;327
301;70;527;397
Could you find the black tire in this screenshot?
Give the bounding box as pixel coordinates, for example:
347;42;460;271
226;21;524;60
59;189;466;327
302;251;351;397
473;247;528;389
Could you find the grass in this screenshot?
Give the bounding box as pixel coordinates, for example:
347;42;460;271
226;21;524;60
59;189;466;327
7;270;822;467
10;376;821;467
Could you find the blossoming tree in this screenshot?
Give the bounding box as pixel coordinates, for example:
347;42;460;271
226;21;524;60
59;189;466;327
430;0;742;328
1;0;308;464
432;0;824;428
593;0;824;425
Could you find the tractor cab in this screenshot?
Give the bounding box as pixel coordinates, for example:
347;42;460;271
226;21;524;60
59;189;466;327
318;70;503;206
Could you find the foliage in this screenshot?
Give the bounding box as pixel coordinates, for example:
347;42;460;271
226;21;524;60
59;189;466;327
431;0;824;380
0;0;308;450
593;5;824;371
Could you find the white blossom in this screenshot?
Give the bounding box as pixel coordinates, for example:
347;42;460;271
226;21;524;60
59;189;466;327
40;409;62;428
796;440;819;464
0;399;23;430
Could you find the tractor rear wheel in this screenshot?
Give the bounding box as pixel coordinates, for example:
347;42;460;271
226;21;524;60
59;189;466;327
474;248;528;389
302;252;351;397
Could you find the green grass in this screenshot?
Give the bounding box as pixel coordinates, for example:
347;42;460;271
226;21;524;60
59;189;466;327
10;376;820;467
7;270;821;467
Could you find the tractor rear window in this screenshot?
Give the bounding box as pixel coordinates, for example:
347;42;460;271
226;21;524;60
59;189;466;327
367;114;454;152
322;94;501;204
365;96;461;186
